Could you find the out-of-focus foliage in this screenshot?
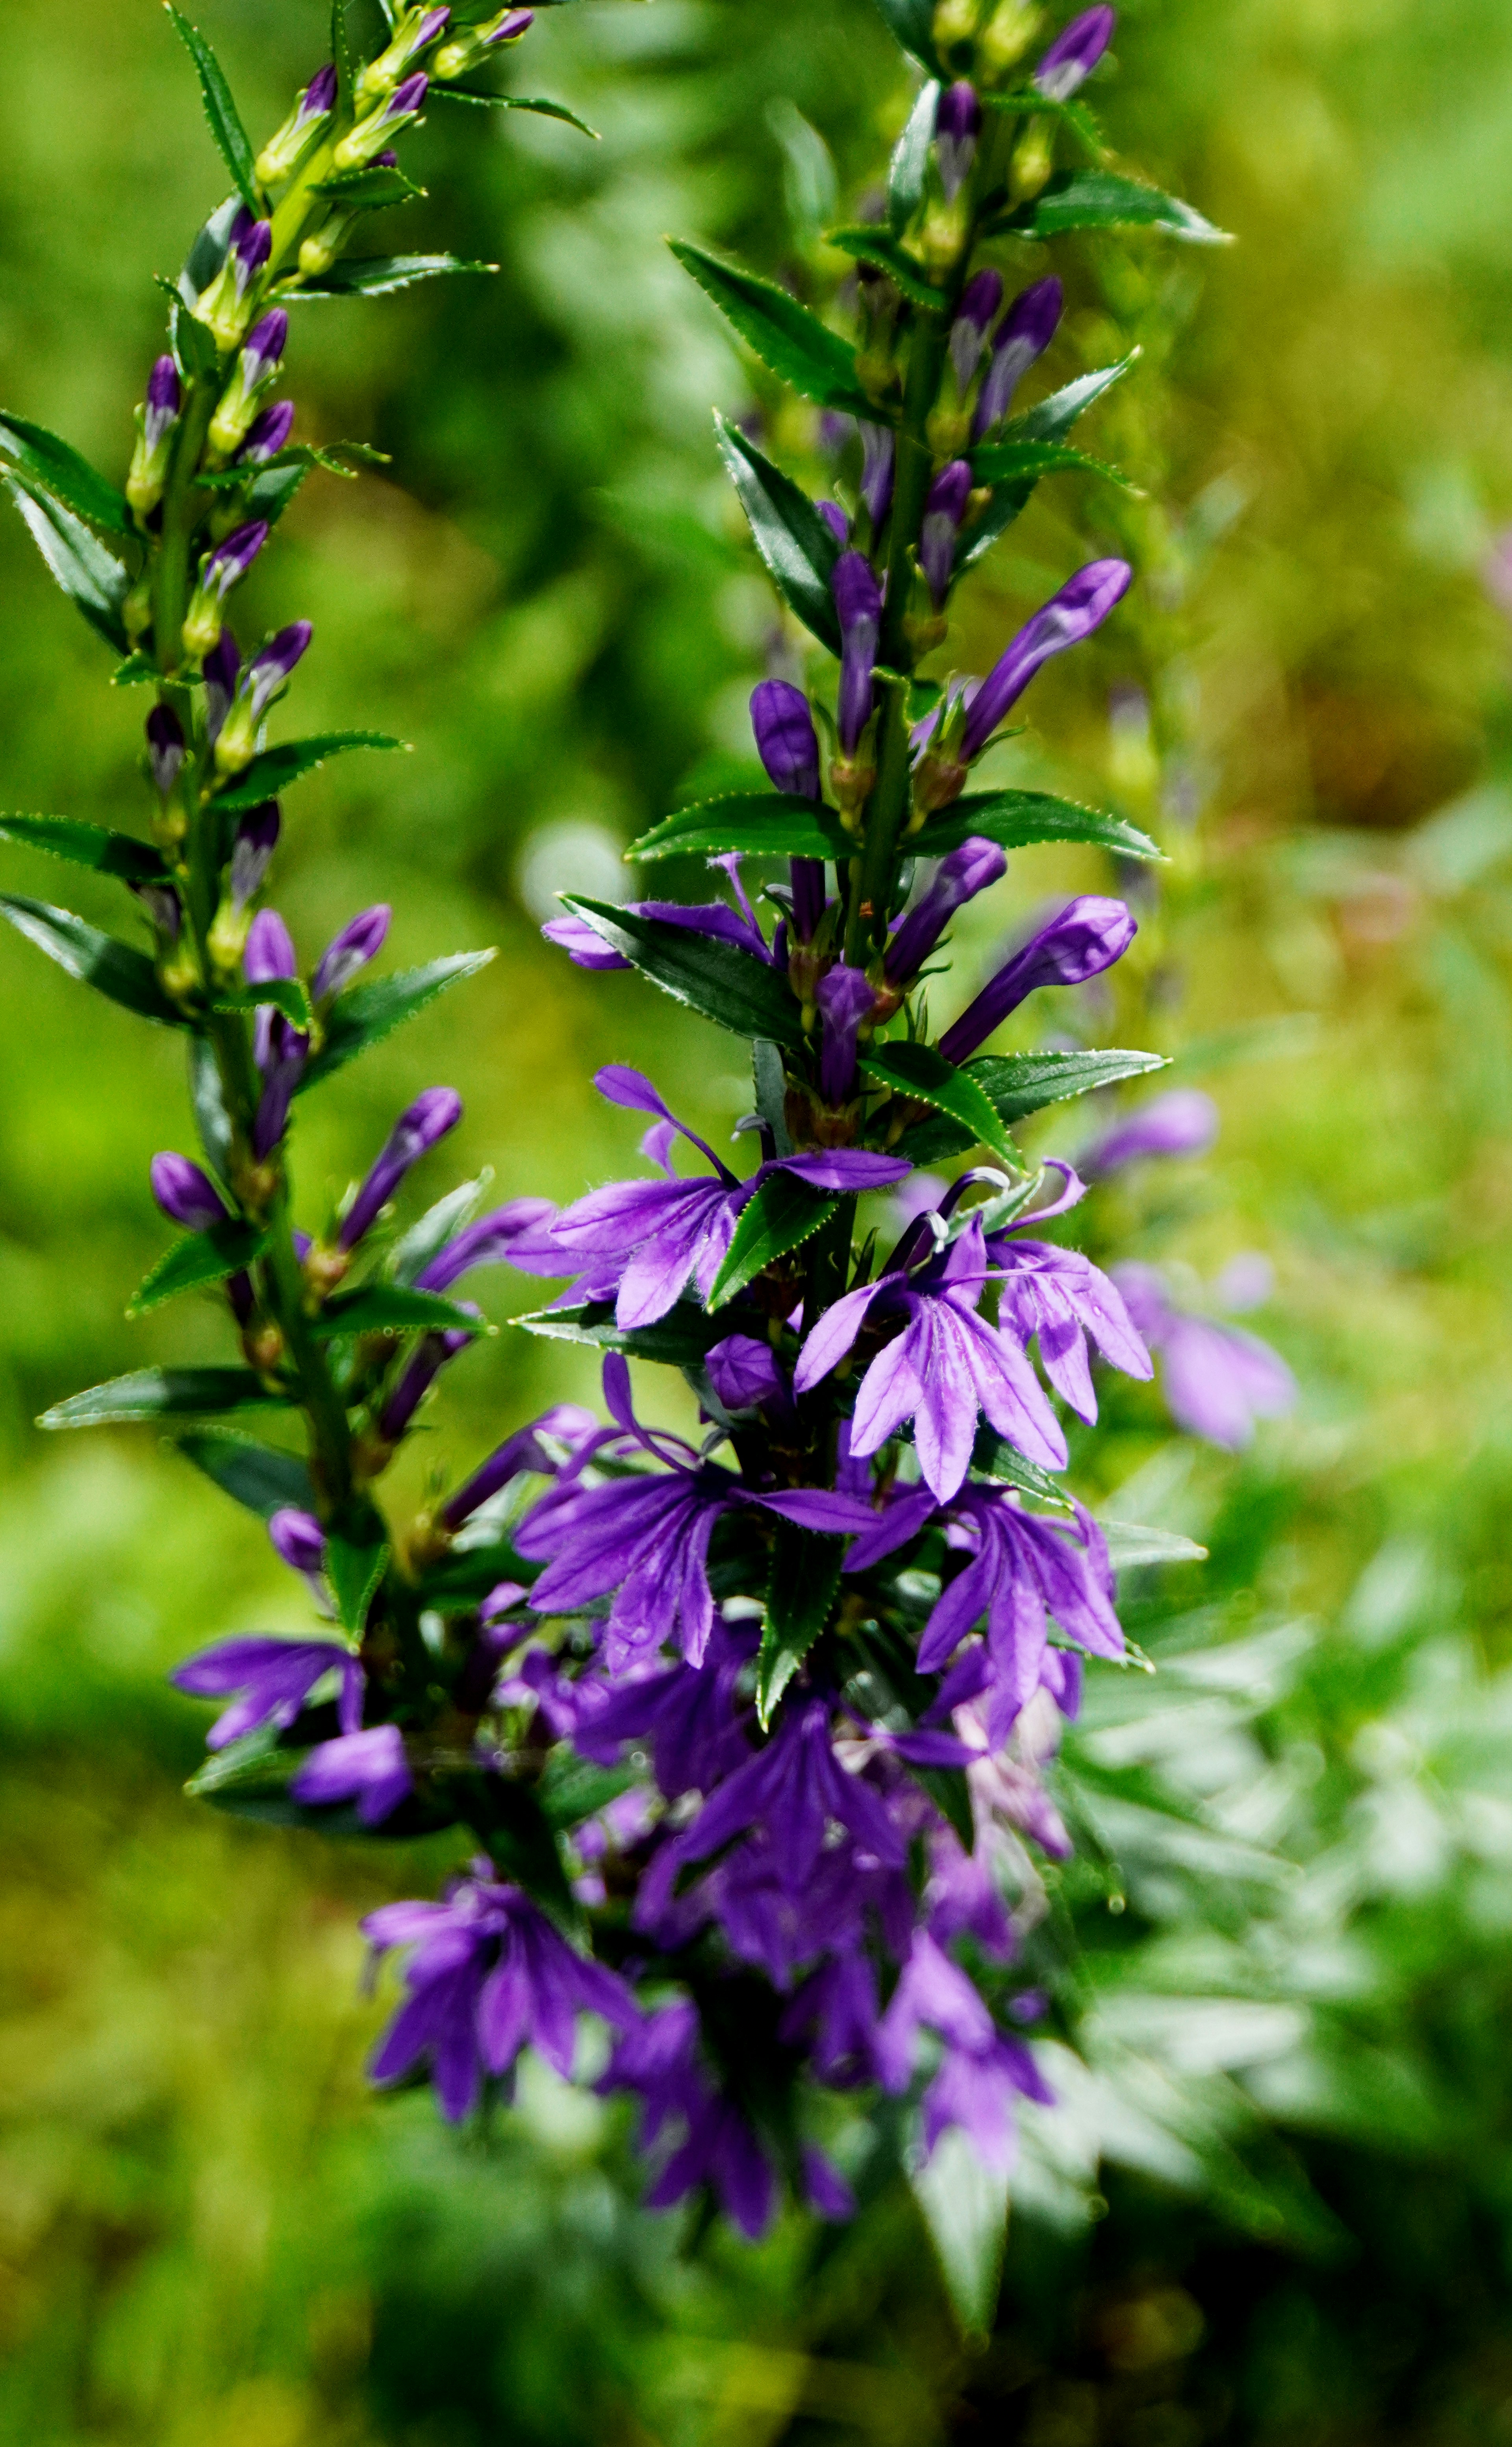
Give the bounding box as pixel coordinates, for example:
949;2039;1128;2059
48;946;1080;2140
3;0;1512;2439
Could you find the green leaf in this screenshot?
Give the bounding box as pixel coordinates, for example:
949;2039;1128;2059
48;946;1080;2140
390;1172;492;1287
297;950;497;1092
215;975;313;1031
128;1222;267;1317
331;0;356;117
175;1428;316;1519
912;2129;1008;2341
0;413;134;538
537;1753;639;1834
712;415;842;654
628;791;850;865
243;461;311;530
671;240;879;417
1002;170;1231;246
327;1527;390;1634
513;1300;732;1367
6;476;131;653
292;254;499;298
919;787;1161;863
708;1171;838;1310
758;1523;842;1726
887;79;939;235
971;1432;1069;1508
867;0;942;75
969;436;1134;495
312;1285;484;1339
40;1367;285;1430
311;163;427;210
1099;1520;1208;1570
189;1036;235;1182
0;895;187;1027
860;1039;1022;1168
0;813;166;884
196;441;390;490
186;1735;456;1839
824;224;949;311
112;650;161;686
1014;352;1139;447
179;194;244;309
164;6;260;213
211;731;407;811
560;895;804;1048
897;1047;1167;1163
430;88;600;138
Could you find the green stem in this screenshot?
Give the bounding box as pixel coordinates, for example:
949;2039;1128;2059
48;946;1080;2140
263;1200;358;1513
151;377;219;678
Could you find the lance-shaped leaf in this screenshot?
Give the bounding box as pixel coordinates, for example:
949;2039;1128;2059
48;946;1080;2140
969;436;1133;496
244;462;313;531
331;0;356;113
214;976;313;1031
671;241;880;417
311;163;425;211
430;88;599;138
6;478;131;653
919;788;1160;863
1014;353;1140;447
537;1754;639;1835
210;731;407;812
897;1047;1168;1164
713;417;842;654
164;6;260;213
297;950;497;1092
197;442;391;491
758;1524;843;1727
860;1040;1023;1169
176;1428;317;1519
998;170;1231;246
913;2129;1009;2343
868;0;942;76
40;1367;285;1430
187;1736;456;1838
971;1430;1070;1508
291;254;499;298
824;225;949;313
0;896;187;1027
129;1222;268;1318
0;413;134;539
1099;1520;1208;1570
888;80;939;235
0;813;166;884
560;895;805;1048
111;652;161;687
327;1525;390;1634
312;1285;484;1339
708;1172;839;1310
628;791;850;865
513;1299;733;1367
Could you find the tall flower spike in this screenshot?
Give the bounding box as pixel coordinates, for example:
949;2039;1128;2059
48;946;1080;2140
935;81;981;201
919;459;975;609
339;1089;464;1251
1034;5;1116;101
973;276;1064;438
938;894;1136;1065
960;557;1132;760
832;552;882;755
885;836;1006;984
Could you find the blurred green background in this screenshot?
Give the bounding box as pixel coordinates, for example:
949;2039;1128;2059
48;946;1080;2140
5;0;1512;2438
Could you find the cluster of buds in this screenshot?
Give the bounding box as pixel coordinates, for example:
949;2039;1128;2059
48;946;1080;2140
254;62;338;189
195;209;275;354
206;310;287;462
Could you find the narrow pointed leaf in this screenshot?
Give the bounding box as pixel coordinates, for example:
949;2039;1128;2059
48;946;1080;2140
1000;170;1231;245
860;1040;1022;1168
430;88;599;137
187;1735;456;1838
709;1172;838;1310
971;1431;1070;1508
311;163;426;210
969;437;1133;494
628;792;850;864
389;1172;492;1287
0;895;187;1026
331;0;356;115
824;225;949;312
758;1524;843;1726
40;1367;285;1429
888;80;939;234
164;6;260;212
215;976;312;1030
898;1047;1168;1163
327;1527;390;1633
1100;1520;1208;1569
211;731;406;811
7;477;131;652
176;1428;317;1518
537;1754;639;1834
129;1222;267;1317
197;440;390;489
913;2129;1009;2341
671;241;879;416
0;813;166;883
291;254;499;298
297;950;497;1091
867;0;942;76
112;652;162;686
713;417;842;654
513;1300;733;1367
313;1285;484;1339
560;895;804;1047
0;413;134;538
243;461;311;530
920;789;1160;863
1014;354;1139;446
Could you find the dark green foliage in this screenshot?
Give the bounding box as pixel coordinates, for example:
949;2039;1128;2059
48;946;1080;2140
712;415;843;652
163;5;259;211
212;733;406;811
671;240;879;415
128;1223;268;1317
560;895;807;1045
0;895;187;1026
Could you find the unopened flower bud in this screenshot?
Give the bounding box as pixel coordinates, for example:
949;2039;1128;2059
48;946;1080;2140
974;277;1062;437
885;836;1006;984
949;269;1003;393
126;356;182;521
1009;116;1056;201
132;882;182;941
934;82;980;201
816;963;875;1106
751;681;820;800
939;894;1136;1063
1034;5;1114;100
357;10;449;108
208;310;288;459
335;70;430;169
204;631;242;743
832;552;882;758
976;0;1043;78
919;460;973;610
146;704;186;796
182;522;269;661
435;5;533;78
960;557;1130;760
932;0;983;56
339;1087;463;1250
237;401;295;466
214;621;313;773
857;421;895;530
255;62;339;187
208;801;282;976
313;904;391;1002
196;210;274;352
151;1152;231;1232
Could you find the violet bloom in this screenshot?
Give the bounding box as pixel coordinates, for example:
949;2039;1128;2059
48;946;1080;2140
237;401;295;466
339;1087;463;1250
144;355;181;453
914;1486;1122;1724
815;963;875;1105
312;904;391;1002
949;267;1003;393
1034;6;1116;102
150;1152;229;1232
228;803;280;911
268;1504;326;1582
182;521;270;657
1080;1086;1218;1176
203;632;241;743
378;1321;478;1442
885;837;1005;985
794;1217;1067;1502
544;861;779;973
990;1233;1151;1421
961;558;1132;761
239;309;288;393
230;211;272;299
704;1332;793;1422
832;552;882;754
934;81;980;201
857;422;895;529
973;276;1064;438
648;1696;904;1900
439;1400;600;1531
415;1197;558;1295
215;622;313;771
599;2005;777;2240
510;1065;907;1329
365;1866;636;2125
1114;1263;1295;1450
919;459;974;609
292;1725;413;1825
541;911;630;971
750;679;819;799
573;1620;755;1797
145;705;185;796
171;1635;360;1751
256;62;338;185
937;894;1136;1067
875;1932;1052;2171
245;909;309;1159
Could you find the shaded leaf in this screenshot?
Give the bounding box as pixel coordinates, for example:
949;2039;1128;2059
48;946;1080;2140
298;950;497;1092
187;1736;456;1839
1001;170;1230;246
867;0;942;76
671;240;878;416
969;436;1133;494
888;79;939;235
128;1222;267;1317
327;1526;390;1634
0;895;187;1026
920;787;1160;863
971;1432;1070;1508
112;651;161;686
390;1172;492;1287
1100;1520;1209;1569
164;6;259;211
292;254;499;298
913;2128;1008;2340
713;415;841;654
0;813;166;884
40;1367;285;1429
430;87;599;137
860;1039;1022;1168
331;0;356;114
196;439;390;489
0;413;134;538
537;1753;638;1834
898;1047;1167;1163
560;895;804;1047
513;1299;733;1367
825;224;949;311
311;165;425;209
709;1172;838;1310
416;1537;536;1608
189;1036;235;1182
176;1428;317;1519
759;1524;843;1726
215;976;312;1030
243;461;311;530
313;1284;484;1339
211;730;406;811
6;476;131;652
629;791;850;864
1014;353;1139;446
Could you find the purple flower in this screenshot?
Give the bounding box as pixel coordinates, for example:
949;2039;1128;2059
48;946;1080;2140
144;355;181;453
269;1504;326;1580
183;522;270;656
599;2004;778;2240
973;276;1064;437
145;705;185;795
241;310;288;390
339;1087;463;1250
214;622;314;772
817;498;850;545
415;1197;558;1295
256;63;338;185
291;1725;413;1825
482;9;535;44
204;632;241;742
793;1217;1067;1501
244;910;309;1159
300;61;339;120
1081;1087;1218;1175
815;962;875;1105
919;459;974;608
913;1486;1122;1726
511;1065;907;1330
934;80;980;201
875;1933;1052;2171
365;1867;636;2124
937;893;1136;1066
312;904;391;1002
245;906;296;989
990;1236;1151;1421
832;552;882;754
573;1620;755;1796
1034;6;1116;102
949;267;1003;392
750;679;819;799
237;401;295;465
439;1400;600;1531
790;855;826;945
705;1332;793;1422
150;1152;229;1231
647;1695;904;1900
858;422;895;529
228;802;280;910
960;558;1131;760
1113;1264;1295;1449
171;1635;360;1751
541;911;630;970
378;1321;478;1442
885;836;1005;984
230;211;272;299
384;68;430;122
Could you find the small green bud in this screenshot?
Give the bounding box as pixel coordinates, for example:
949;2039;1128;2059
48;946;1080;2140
1009;117;1055;202
932;0;982;57
206;896;253;979
254;65;338;188
976;0;1043;82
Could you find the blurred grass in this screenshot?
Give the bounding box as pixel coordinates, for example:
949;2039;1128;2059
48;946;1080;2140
3;0;1512;2439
